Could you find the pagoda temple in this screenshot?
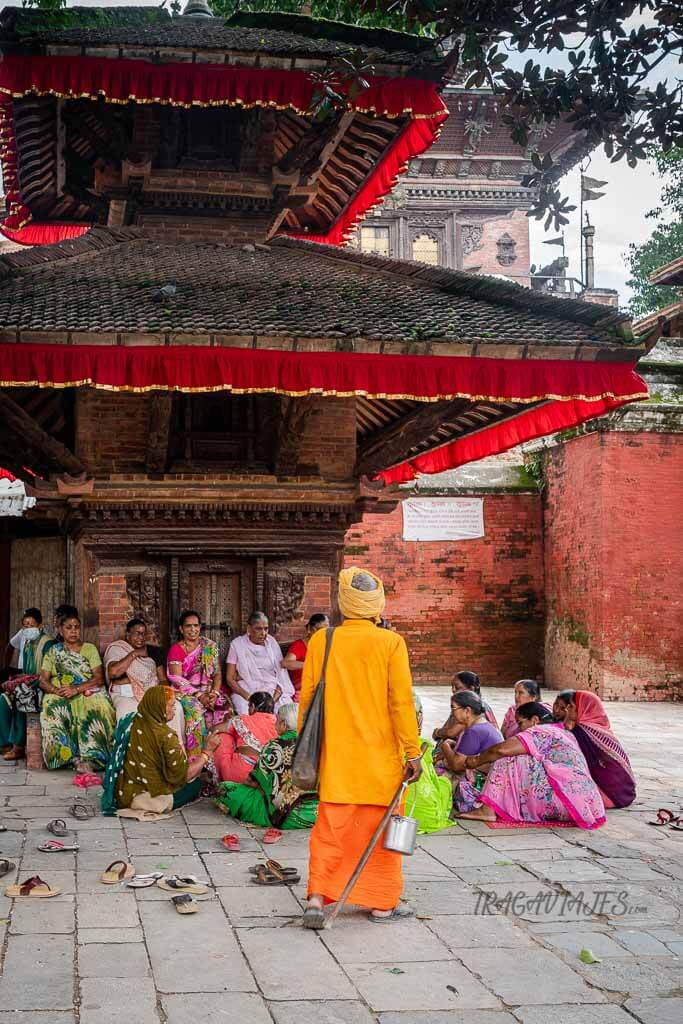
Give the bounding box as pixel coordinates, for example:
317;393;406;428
0;5;650;654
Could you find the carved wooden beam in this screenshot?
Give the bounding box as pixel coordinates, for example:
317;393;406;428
355;398;472;479
274;396;317;475
146;392;174;474
0;390;86;477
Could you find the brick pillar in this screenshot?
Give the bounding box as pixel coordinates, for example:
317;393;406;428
25;712;44;770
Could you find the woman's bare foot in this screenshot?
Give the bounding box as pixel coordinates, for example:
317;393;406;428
455;806;496;822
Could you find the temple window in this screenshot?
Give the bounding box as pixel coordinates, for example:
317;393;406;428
172;394;277;469
359;225;390;257
412;233;439;265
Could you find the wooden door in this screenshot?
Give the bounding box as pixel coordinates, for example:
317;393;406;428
188;571;241;659
10;537;66;634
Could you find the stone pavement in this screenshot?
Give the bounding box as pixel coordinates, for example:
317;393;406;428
1;687;682;1024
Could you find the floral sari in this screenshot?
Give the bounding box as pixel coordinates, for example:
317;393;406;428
40;642;115;770
166;637;232;752
215;730;318;829
478;724;606;829
571;691;636;809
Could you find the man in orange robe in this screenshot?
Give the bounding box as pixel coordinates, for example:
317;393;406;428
298;567;422;927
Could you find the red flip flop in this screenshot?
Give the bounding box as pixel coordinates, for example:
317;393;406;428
221;834;241;852
73;774;102;789
263;829;283;845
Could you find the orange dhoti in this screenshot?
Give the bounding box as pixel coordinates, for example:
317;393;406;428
308;801;403;911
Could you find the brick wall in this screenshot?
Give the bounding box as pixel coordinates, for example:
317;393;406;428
462;209;530;285
93;575;132;651
76;390;150;473
277;574;333;646
298;398;357;480
343;495;544;686
544;432;683;701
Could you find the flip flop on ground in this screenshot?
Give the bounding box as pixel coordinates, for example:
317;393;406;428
173;893;198;914
37;840;79;853
369;904;415;924
0;858;16;878
251;864;301;886
157;875;209;895
47;819;69;837
101;860;136;884
5;875;61;898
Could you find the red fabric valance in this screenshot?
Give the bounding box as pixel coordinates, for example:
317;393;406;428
0;343;647;480
0;55;446;246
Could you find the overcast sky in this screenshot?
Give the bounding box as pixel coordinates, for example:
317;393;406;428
19;0;672;307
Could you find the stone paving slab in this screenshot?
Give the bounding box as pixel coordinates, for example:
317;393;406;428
426;912;532;949
76;892;140;930
141;898;256;993
0;934;74;1010
239;927;357;1000
321;914;451;963
78;926;145;944
345;960;500;1012
513;1007;636;1024
217;883;301;922
78;941;152;978
79;977;160;1024
269;1001;378;1024
163;992;274;1023
378;1014;518;1024
9;895;75;934
624;997;683;1024
456;946;606;1005
0;1015;75;1024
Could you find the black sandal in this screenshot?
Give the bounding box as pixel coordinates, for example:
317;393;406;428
648;808;679;827
369;905;415;924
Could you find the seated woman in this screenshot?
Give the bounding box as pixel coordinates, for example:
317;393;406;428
211;691;278;784
104;618;186;747
39;612;116;771
433;669;498;748
553;690;636;809
281;613;329;702
411;692;454;834
166;609;232;753
435;691;503;813
501;679;553;739
226;612;295;715
1;606;55;762
449;701;606;829
102;685;221;817
215;703;318;829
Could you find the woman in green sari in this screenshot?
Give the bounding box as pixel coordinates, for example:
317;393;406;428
215;704;318;829
39;613;116;771
411;691;455;834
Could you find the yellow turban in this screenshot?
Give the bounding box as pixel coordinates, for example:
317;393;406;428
338;566;386;622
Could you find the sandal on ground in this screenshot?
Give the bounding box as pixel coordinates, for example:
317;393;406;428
262;828;283;845
302;905;326;929
37;840;79;853
0;858;16;877
5;875;61;898
73;773;103;789
100;860;136;884
251;864;301;886
3;746;24;761
173;893;198;915
47;819;69;837
157;875;209;895
126;873;163;889
248;860;298;880
70;802;96;820
369;904;415;924
221;834;241;852
647;808;679;827
669;820;683;831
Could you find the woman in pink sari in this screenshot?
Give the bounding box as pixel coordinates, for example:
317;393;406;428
211;691;278;783
501;679;553;739
449;701;606;830
166;610;233;752
553;690;636;809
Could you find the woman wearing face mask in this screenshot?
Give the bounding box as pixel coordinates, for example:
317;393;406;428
0;608;54;762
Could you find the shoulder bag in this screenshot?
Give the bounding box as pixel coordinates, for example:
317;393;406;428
291;626;335;791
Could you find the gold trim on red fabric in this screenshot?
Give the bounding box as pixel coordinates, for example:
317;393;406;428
0;378;649;403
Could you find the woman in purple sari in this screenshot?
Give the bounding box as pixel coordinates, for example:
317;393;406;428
553;690;636;809
166;609;233;752
448;701;606;830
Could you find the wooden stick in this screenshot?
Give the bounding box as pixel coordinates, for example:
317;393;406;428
324;779;407;930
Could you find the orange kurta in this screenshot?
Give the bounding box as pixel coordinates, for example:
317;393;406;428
298;619;421;806
298;619;420;910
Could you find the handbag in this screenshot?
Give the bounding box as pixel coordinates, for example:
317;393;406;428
291;626;335;791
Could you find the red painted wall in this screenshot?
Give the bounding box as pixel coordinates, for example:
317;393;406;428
344;495;544;686
544;432;683;700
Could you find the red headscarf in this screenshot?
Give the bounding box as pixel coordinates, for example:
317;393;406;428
575;691;613;735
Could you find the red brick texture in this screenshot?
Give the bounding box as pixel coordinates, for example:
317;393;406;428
343;496;544;686
94;575;132;651
543;432;683;701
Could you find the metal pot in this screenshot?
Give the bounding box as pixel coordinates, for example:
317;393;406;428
383;812;418;856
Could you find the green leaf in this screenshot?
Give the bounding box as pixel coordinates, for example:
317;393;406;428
579;948;602;964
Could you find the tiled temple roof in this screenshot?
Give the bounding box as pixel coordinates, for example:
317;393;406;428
0;228;635;356
0;7;442;70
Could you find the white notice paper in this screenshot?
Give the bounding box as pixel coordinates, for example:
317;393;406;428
402;498;484;542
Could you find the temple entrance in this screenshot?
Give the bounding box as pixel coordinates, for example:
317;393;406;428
177;559;255;659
